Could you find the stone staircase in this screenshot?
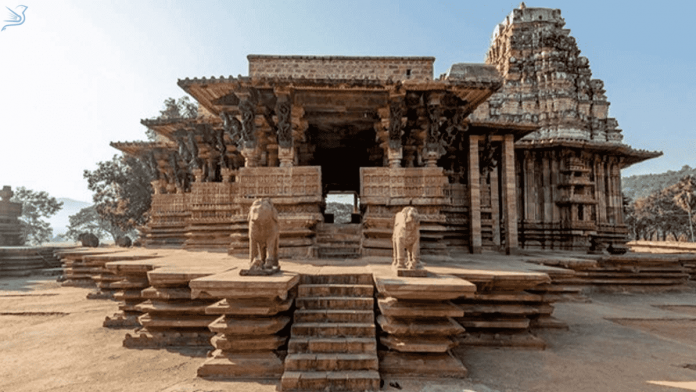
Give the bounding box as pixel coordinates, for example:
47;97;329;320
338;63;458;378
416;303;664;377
281;274;379;391
316;223;362;259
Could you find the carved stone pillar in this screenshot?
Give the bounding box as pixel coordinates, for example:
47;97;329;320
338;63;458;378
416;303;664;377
237;94;259;167
278;147;294;167
387;147;403;169
490;165;501;248
424;92;444;168
468;135;482;254
241;147;259;168
220;167;234;183
501;134;519;253
192;168;205;183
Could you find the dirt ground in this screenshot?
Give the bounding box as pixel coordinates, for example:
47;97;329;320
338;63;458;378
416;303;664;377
1;275;695;392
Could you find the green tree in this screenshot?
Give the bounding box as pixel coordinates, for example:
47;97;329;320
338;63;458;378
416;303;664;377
145;96;198;141
10;187;63;245
83;155;154;237
673;175;696;242
65;206;124;241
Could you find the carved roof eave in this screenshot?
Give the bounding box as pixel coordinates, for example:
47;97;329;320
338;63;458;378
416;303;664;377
468;121;539;141
515;139;663;168
178;75;503;116
110;141;174;157
140;117;223;141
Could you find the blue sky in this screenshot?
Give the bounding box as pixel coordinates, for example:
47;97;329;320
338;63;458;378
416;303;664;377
1;1;694;202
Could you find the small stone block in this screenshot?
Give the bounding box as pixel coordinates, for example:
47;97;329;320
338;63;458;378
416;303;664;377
397;269;429;278
240;268;281;277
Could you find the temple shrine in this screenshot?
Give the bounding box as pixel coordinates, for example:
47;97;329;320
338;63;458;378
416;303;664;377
112;5;660;256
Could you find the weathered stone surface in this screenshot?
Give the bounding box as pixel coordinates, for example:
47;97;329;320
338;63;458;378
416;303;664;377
377;315;464;337
456;331;546;349
378;351;467;378
397;268;428;277
456;317;530;330
190;270;300;300
138;314;217;329
288;337;376;354
373;273;476;301
208;315;290;335
123;329;214;348
210;334;286;351
205;297;293;316
380;335;456;353
147;266;229;287
285;353;378;372
280;370;381;391
197;350;284;379
378;298;464;318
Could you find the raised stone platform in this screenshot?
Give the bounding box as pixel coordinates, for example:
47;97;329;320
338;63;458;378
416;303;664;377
191;269;300;379
71;247;693;387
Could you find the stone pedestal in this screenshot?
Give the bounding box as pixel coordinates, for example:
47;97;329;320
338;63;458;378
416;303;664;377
190;270;300;379
124;266;224;348
57;249;124;287
85;254;157;300
451;269;555;349
104;260;157;328
373;268;475;378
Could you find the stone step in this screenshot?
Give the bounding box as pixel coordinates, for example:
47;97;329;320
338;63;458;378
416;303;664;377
291;322;376;338
294;309;374;323
281;370;380;391
316;245;361;253
298;284;373;298
285;353;378;372
316;223;362;235
296;297;374;310
317;250;361;259
300;274;373;285
316;233;362;243
288;337;376;354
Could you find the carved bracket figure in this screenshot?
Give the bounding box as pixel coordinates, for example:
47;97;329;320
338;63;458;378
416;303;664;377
239;99;257;149
388;102;403;150
392;206;422;270
244;198;280;275
276;100;292;149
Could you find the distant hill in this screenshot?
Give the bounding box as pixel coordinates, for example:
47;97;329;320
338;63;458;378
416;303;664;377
47;198;91;236
623;165;696;201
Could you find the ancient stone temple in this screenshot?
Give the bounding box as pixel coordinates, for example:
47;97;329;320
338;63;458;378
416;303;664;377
0;186;23;246
112;5;659;254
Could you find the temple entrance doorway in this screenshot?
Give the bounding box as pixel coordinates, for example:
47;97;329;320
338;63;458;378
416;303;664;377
306;124;383;222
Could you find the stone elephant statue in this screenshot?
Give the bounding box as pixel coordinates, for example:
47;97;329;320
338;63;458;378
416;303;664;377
248;198;280;271
392;206;421;270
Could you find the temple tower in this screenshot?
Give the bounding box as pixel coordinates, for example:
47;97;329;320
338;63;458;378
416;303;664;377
470;5;660;250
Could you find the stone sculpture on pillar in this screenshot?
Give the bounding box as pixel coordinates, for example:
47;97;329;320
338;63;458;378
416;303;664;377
242;198;281;276
392;206;423;272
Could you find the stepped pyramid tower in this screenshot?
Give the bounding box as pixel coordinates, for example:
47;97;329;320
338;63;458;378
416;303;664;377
469;4;660;249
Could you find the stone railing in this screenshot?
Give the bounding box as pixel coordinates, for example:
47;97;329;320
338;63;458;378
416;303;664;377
360;167;448;205
188;182;237;222
236;166;322;203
